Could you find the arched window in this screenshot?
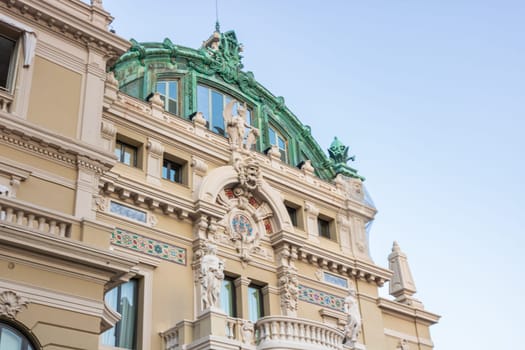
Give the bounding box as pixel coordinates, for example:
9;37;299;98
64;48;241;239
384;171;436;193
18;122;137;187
0;322;36;350
101;280;138;350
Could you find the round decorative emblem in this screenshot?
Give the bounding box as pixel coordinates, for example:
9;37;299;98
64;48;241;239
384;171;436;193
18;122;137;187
231;213;255;241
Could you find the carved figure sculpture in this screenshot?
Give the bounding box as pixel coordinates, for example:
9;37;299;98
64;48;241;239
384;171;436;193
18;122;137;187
223;100;259;152
199;243;225;309
343;287;362;347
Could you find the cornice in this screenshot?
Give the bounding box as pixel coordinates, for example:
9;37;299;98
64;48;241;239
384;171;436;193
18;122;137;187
100;171;196;221
0;278;104;319
0;0;130;57
297;242;392;287
377;297;441;325
0;111;116;173
0;223;138;281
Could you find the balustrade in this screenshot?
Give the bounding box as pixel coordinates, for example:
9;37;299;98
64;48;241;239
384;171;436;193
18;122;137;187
0;90;13;113
256;316;344;350
0;197;72;237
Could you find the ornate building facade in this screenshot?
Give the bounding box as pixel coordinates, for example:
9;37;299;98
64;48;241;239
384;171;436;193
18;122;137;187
0;1;439;350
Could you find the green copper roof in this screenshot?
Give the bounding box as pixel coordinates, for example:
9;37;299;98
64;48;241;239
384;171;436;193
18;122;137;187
111;29;364;181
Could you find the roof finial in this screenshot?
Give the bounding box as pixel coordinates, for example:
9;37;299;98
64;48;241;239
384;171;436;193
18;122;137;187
215;0;220;33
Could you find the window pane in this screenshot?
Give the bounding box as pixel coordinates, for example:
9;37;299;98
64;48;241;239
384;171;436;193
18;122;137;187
0;328;22;350
248;286;263;323
156;82;166;95
278;137;285;150
168;81;177;99
115;145;122;162
197;85;210;121
268;128;276;145
221;279;235;317
0;35;16;89
168;98;177;114
211;91;224;135
102;280;138;350
118;281;137;349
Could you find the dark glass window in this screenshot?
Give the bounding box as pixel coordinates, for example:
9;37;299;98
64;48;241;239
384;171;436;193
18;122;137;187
220;277;236;317
101;280;138;350
248;285;264;322
318;218;332;239
286;206;298;227
162;158;182;183
0;322;35;350
0;31;17;91
156;80;178;114
115;140;138;167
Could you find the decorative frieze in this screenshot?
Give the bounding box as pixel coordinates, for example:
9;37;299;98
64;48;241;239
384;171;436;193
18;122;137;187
111;229;186;265
298;285;344;312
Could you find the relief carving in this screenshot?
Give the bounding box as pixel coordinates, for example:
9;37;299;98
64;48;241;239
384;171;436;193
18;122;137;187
241;320;254;344
279;267;299;315
0;290;29;319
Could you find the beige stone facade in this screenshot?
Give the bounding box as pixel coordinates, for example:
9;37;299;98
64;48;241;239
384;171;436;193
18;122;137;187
0;1;439;350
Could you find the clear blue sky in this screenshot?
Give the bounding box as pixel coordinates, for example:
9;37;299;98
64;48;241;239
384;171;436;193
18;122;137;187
101;1;525;349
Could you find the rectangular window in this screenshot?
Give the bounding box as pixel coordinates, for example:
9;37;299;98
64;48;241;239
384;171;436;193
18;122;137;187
197;84;252;136
101;280;138;350
268;126;287;162
115;140;138;167
109;201;147;223
220;277;236;317
156;80;179;115
318;218;332;239
286;205;298;227
0;24;20;92
162;158;182;183
248;285;264;323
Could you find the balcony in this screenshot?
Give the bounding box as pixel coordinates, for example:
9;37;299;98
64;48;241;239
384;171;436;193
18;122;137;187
256;316;344;350
161;313;344;350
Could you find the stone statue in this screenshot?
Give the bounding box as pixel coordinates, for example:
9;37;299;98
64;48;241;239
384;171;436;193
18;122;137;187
199;243;225;310
223;100;259;152
343;287;362;347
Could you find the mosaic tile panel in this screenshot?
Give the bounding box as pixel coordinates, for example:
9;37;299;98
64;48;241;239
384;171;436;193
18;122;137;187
111;229;186;265
298;285;345;312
